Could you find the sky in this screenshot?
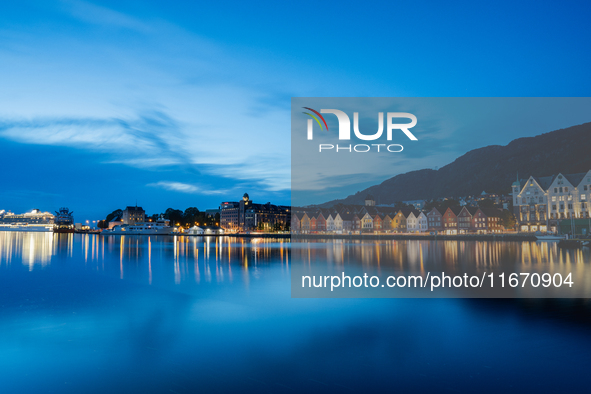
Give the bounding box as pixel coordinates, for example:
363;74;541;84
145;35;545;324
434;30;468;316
1;0;590;221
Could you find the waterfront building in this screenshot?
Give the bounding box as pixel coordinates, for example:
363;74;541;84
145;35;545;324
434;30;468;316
477;208;503;233
427;208;443;232
392;209;412;233
315;211;327;232
202;225;225;235
360;212;373;232
122;205;145;225
291;212;311;234
372;213;383;231
417;211;428;233
406;211;418;233
442;207;462;235
352;213;362;233
221;193;290;232
301;212;310;233
185;225;205;235
339;212;354;233
382;214;394;232
291;212;304;233
326;212;336;232
310;214;317;232
183;225;224;235
512;170;591;232
220;201;240;231
457;206;476;234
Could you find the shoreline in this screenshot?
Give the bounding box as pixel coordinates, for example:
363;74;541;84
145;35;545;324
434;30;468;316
291;233;538;241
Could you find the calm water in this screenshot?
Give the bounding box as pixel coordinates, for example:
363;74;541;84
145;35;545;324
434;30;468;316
1;232;591;393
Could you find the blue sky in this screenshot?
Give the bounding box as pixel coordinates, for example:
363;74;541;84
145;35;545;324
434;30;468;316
1;0;590;221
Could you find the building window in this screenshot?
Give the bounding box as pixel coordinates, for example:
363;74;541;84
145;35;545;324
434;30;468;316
552;196;556;202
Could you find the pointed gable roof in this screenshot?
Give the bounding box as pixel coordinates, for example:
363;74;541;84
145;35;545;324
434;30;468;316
563;173;587;188
427;207;442;216
293;212;306;220
531;175;555;191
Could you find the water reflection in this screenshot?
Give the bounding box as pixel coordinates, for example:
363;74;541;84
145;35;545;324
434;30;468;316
0;232;291;286
0;232;56;270
1;233;591;393
292;239;591;270
2;233;590;285
292;239;591;296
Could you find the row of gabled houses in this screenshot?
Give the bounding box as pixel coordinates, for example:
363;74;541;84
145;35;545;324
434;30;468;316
292;206;428;234
292;196;505;234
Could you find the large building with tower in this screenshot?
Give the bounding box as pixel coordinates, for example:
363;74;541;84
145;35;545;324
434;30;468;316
220;193;290;232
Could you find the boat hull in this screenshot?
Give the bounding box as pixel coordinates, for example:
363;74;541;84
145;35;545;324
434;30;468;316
54;228;76;234
536;235;566;241
101;229;175;235
0;226;53;232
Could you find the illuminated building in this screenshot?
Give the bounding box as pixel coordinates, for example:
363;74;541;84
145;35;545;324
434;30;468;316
512;170;591;232
220;193;290;232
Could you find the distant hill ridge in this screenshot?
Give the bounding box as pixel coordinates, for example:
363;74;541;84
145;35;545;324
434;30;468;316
319;122;591;207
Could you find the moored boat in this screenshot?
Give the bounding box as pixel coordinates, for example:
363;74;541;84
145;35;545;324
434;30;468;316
0;209;54;232
536;235;566;241
101;216;176;235
53;207;75;233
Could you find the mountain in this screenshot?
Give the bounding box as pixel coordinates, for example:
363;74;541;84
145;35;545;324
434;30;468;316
319;122;591;206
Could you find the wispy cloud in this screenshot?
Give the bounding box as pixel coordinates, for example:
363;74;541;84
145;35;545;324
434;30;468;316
0;2;297;194
59;0;151;32
0;112;188;167
148;181;228;195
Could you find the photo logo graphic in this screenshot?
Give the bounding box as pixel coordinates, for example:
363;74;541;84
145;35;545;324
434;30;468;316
303;108;418;153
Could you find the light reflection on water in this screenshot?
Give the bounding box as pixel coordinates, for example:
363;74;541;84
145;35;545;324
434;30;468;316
291;239;591;297
0;233;290;285
293;239;590;270
1;233;591;393
4;233;589;280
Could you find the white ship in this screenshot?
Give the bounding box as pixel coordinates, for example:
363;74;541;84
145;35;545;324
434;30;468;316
0;209;55;232
101;216;176;235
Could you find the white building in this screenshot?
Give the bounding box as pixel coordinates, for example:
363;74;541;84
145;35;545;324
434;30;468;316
407;212;419;233
418;212;428;233
512;170;591;232
326;213;336;232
